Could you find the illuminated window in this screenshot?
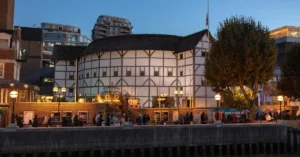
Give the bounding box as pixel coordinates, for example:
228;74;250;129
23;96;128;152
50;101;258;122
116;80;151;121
0;63;4;79
43;78;53;82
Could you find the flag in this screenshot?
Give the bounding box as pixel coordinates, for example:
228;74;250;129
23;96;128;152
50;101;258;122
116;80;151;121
206;13;209;26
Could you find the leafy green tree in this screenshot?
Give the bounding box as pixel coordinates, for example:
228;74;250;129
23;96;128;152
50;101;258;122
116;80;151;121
277;44;300;99
205;16;277;108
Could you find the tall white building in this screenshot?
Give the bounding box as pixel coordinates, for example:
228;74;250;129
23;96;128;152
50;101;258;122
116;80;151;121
52;29;216;108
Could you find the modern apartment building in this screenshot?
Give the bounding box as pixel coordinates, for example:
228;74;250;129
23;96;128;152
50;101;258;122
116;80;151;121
19;27;43;80
92;15;133;40
270;25;300;75
41;22;91;67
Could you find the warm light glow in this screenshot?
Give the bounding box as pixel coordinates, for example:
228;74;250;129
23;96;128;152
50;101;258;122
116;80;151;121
61;87;66;92
9;83;14;87
214;94;221;101
277;95;283;102
174;89;178;95
10;91;18;98
179;89;183;95
53;87;58;92
24;84;28;89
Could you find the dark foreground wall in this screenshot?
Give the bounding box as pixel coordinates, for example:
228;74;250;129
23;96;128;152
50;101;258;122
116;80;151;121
0;124;286;155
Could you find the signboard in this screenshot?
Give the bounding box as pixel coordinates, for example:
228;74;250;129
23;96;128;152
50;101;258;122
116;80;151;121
128;98;139;108
23;111;34;124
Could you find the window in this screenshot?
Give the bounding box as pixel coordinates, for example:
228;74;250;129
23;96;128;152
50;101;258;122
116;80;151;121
201;51;206;57
81;74;84;79
180;71;183;76
69;74;74;80
154;71;159;76
126;71;131;76
168;71;173;76
180;54;183;59
94;72;97;78
103;71;107;77
69;88;74;93
0;63;4;78
86;73;89;78
69;61;75;66
114;71;118;76
140;70;145;76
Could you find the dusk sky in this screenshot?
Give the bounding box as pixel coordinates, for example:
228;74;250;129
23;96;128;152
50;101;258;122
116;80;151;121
15;0;300;38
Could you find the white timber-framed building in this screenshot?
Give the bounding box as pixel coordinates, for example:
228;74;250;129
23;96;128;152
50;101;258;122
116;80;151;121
52;29;217;108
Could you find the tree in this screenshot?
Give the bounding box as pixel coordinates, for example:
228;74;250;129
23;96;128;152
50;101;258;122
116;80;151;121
205;16;277;108
277;44;300;99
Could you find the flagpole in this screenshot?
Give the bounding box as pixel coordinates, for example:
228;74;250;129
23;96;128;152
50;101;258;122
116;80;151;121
207;0;210;38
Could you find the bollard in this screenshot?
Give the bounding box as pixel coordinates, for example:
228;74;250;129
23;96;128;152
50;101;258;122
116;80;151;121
168;147;172;157
121;149;126;157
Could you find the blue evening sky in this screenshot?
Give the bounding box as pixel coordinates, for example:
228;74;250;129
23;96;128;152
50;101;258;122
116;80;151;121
15;0;300;38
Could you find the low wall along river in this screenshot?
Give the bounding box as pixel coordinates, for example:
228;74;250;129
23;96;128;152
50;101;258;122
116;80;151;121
0;124;293;157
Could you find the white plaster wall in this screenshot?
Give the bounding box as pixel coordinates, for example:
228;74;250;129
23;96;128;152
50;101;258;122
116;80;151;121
124;50;135;58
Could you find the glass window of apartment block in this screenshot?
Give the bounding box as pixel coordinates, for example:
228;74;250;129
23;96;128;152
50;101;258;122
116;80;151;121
43;78;53;82
0;63;4;78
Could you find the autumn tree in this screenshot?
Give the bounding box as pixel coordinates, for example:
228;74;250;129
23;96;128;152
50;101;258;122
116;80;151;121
205;16;277;108
277;44;300;99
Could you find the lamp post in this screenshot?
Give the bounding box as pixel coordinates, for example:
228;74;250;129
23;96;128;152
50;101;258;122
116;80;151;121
9;90;18;124
277;95;283;119
174;89;183;121
53;87;66;121
214;94;221;121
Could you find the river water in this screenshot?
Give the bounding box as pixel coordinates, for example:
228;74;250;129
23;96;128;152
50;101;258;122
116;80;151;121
216;154;299;157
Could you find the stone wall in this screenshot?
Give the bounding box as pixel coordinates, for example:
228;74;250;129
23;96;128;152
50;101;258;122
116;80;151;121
0;124;287;154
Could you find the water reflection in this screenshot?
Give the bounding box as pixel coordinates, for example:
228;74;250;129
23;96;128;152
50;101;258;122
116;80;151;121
208;154;299;157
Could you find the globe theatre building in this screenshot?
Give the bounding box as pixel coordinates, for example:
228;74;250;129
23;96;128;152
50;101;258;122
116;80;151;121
52;29;216;108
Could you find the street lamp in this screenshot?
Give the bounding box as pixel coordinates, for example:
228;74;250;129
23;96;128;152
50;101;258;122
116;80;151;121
277;95;283;119
174;89;183;122
9;90;18;125
53;87;66;121
214;94;221;121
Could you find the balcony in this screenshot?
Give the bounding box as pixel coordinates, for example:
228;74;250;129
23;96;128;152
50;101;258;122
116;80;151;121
16;48;27;62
